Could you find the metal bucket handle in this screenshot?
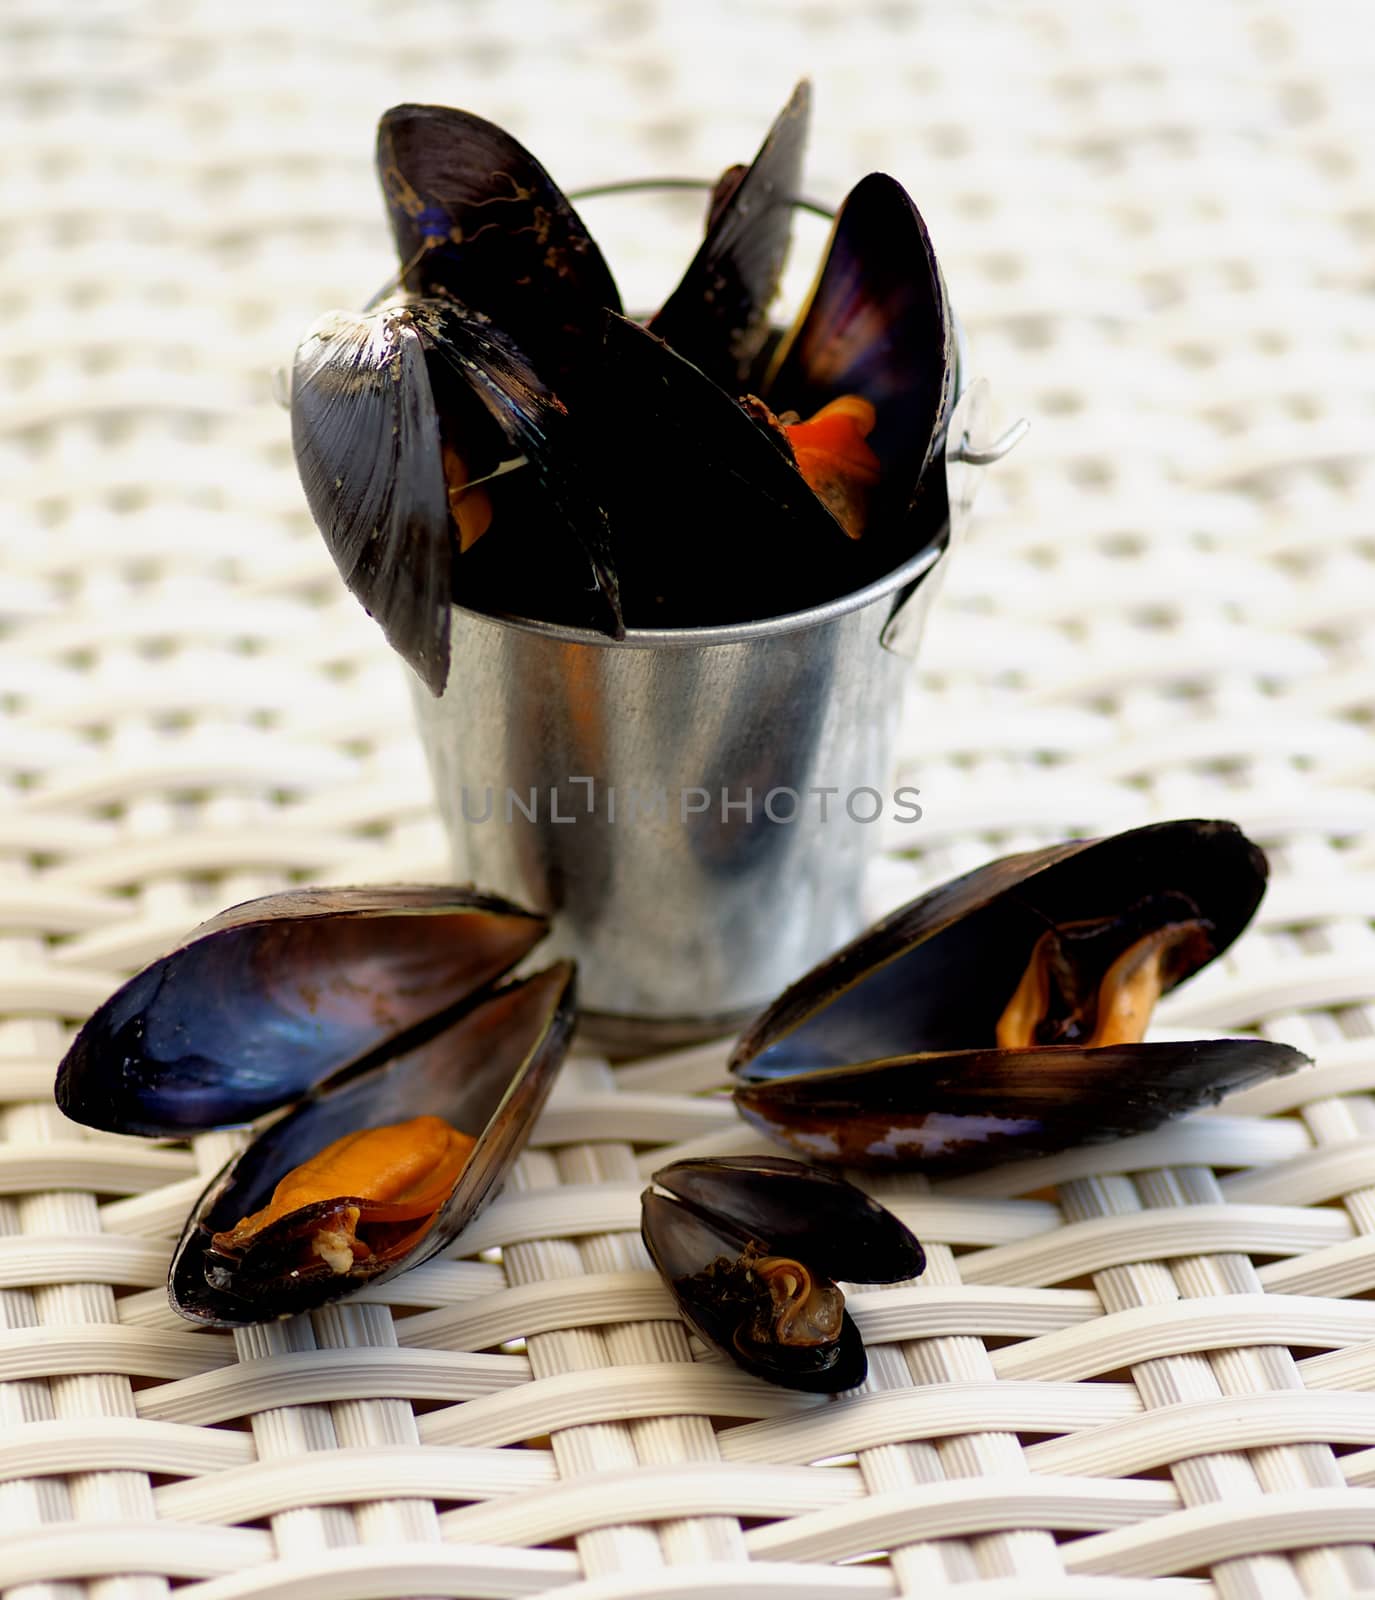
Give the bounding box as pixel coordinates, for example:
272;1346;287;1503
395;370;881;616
882;389;1029;658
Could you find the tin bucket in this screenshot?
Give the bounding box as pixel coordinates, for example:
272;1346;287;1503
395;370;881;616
411;384;1011;1050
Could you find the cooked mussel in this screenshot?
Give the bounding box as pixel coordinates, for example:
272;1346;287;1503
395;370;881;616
570;312;880;626
583;157;959;624
55;887;574;1324
730;819;1308;1174
641;1156;923;1392
760;170;958;572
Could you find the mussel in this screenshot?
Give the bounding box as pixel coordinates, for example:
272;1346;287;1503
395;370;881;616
55;887;574;1324
641;1156;924;1392
376;101;622;399
289;82;960;686
646;80;811;393
588;155;957;623
759;170;958;580
730;819;1308;1174
291;297;624;693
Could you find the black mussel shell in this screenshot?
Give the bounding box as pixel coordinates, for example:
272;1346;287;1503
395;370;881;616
728;820;1309;1175
376;103;620;399
648;80;810;391
171;963;575;1325
733;1039;1309;1175
291;299;623;693
763;171;958;573
579;313;867;627
291;305;449;693
55;886;546;1137
641;1189;865;1391
732;820;1269;1081
653;1156;924;1282
642;1157;921;1392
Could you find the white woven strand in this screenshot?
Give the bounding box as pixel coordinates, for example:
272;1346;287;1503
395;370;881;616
491;1057;754;1579
553;1127;749;1567
2;828;168;1600
1067;824;1374;1591
497;1148;670;1580
862;1171;1072;1590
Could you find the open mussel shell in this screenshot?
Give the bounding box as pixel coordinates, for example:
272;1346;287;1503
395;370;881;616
641;1157;923;1393
733;819;1267;1079
580;313;867;627
376;103;621;398
728;819;1309;1174
762;171;958;573
291;298;623;693
170;962;574;1326
55;886;547;1137
648;79;810;391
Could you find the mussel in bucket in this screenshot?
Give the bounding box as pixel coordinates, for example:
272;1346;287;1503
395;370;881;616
294;96;636;691
646;80;811;392
291;297;624;694
730;819;1308;1174
376;101;622;399
641;1156;924;1392
289;81;961;685
54;887;574;1324
592;161;958;623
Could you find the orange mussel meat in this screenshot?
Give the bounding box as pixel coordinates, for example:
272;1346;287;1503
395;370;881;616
211;1114;477;1276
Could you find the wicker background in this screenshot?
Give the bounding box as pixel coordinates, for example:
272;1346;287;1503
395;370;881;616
5;1;1375;1594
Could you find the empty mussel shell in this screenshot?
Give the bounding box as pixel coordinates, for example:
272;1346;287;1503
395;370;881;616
291;297;622;695
730;819;1308;1174
377;102;621;398
648;79;810;391
57;885;547;1135
54;886;575;1324
641;1156;923;1393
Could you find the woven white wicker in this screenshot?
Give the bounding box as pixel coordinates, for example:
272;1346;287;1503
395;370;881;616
4;2;1375;1595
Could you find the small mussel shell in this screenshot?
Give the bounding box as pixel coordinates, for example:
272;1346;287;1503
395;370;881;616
55;886;546;1136
172;962;575;1325
641;1156;923;1393
731;819;1268;1080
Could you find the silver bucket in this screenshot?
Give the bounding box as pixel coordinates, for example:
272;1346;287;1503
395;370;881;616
411;384;1010;1050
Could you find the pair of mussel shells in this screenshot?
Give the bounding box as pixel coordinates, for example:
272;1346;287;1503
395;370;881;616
55;889;575;1325
642;1157;924;1393
639;818;1306;1389
291;81;958;692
